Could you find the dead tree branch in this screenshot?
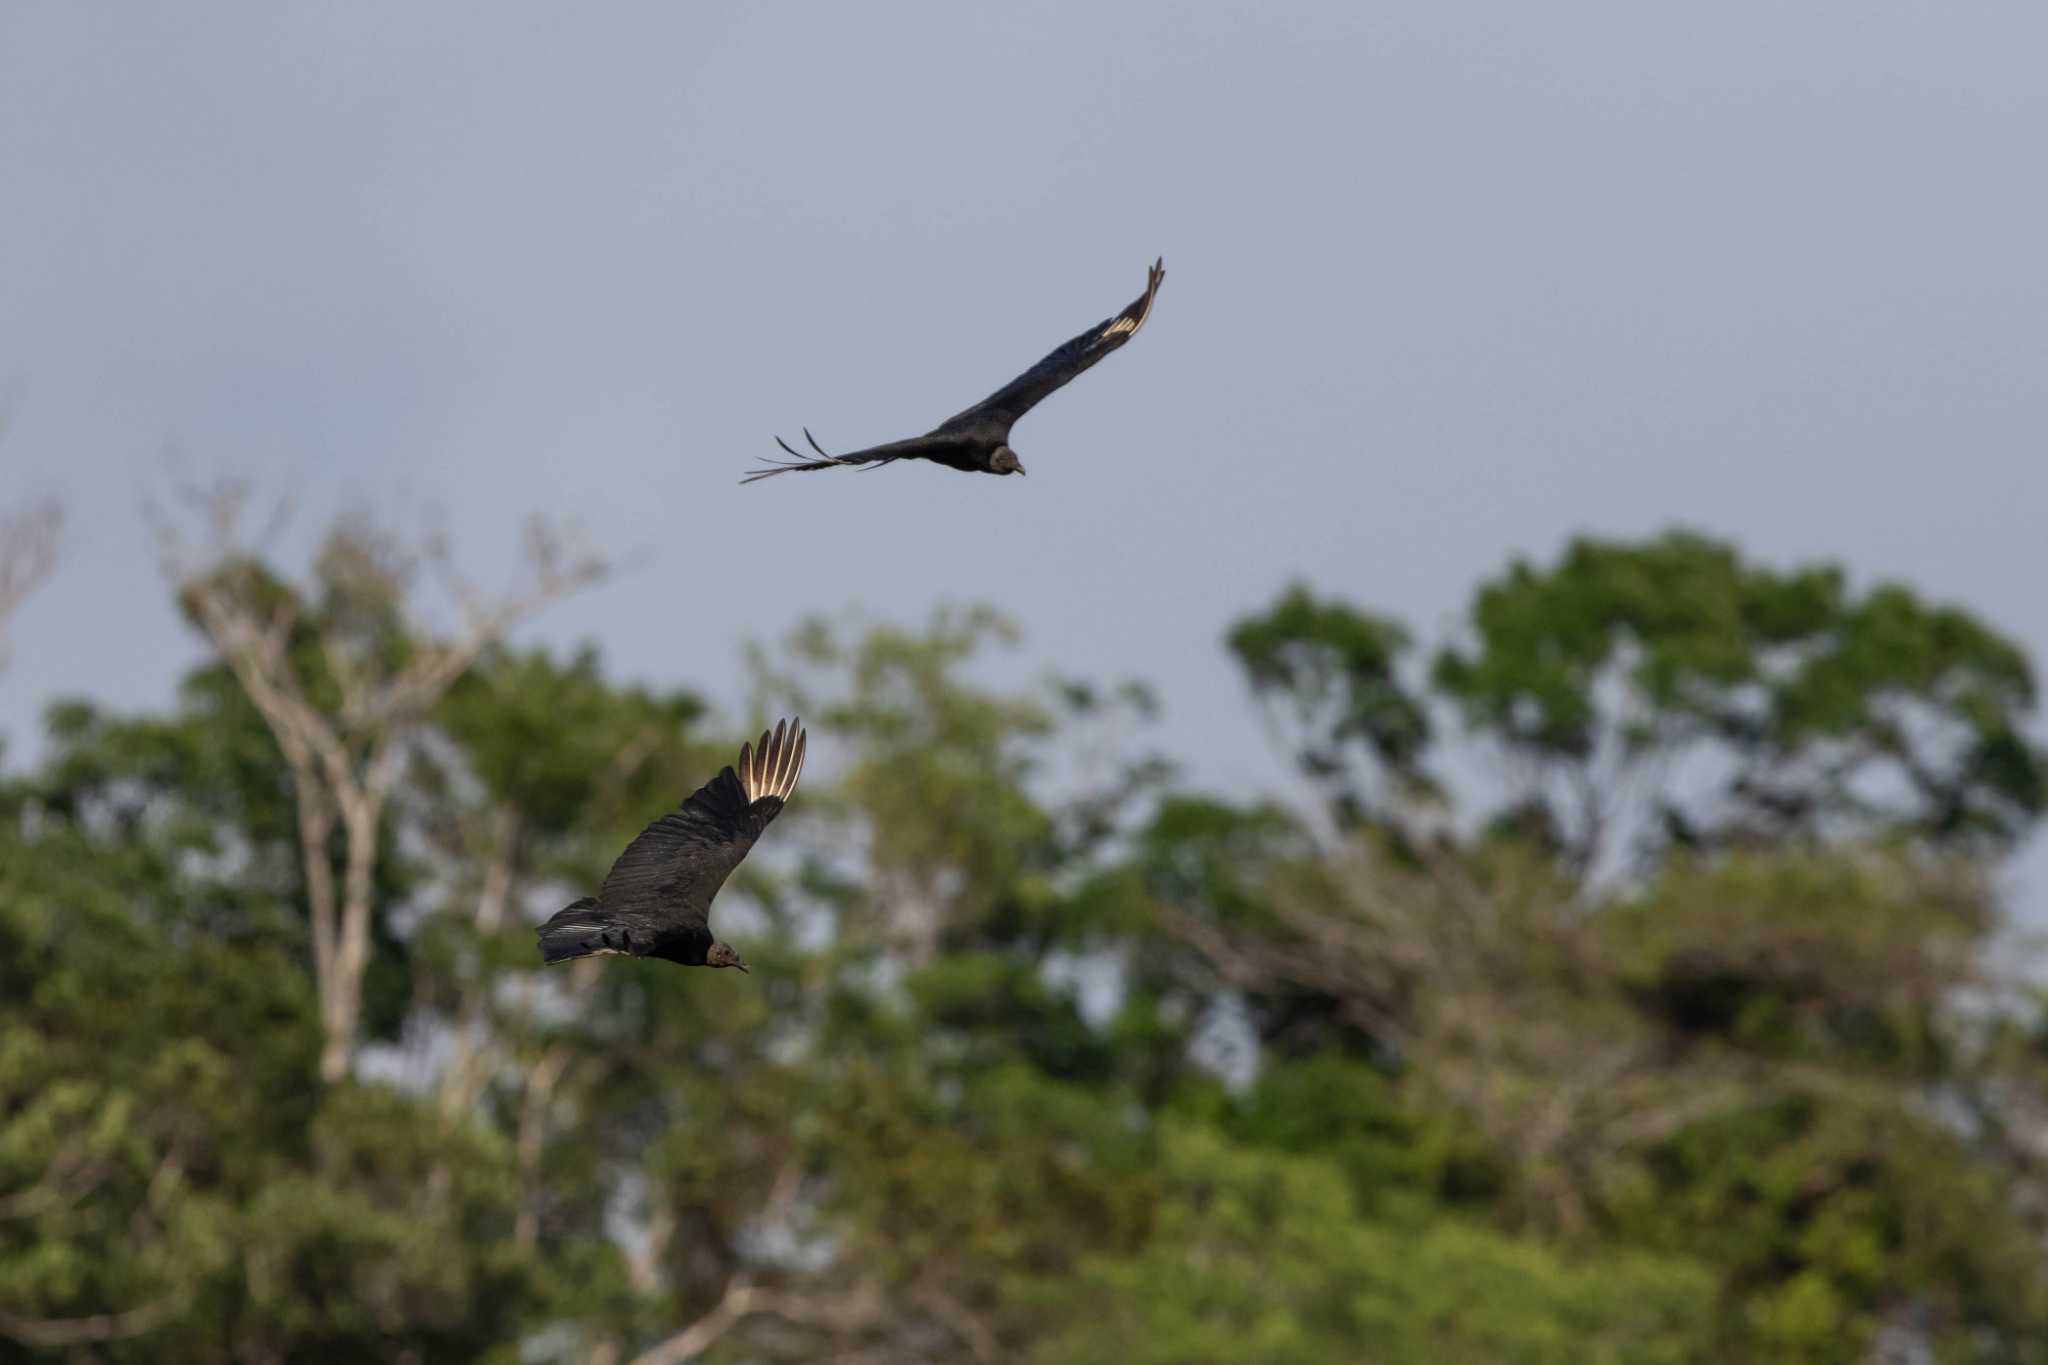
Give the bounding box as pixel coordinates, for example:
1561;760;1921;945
0;1293;185;1348
0;492;60;671
149;477;605;1082
626;1277;882;1365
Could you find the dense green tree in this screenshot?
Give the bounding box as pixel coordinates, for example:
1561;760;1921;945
1226;584;1434;827
0;737;537;1363
1430;531;2044;871
1027;1125;1717;1365
5;515;2047;1364
1169;837;2048;1359
152;483;605;1081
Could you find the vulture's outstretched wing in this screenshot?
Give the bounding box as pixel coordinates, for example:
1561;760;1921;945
596;720;807;927
944;257;1164;430
741;429;972;483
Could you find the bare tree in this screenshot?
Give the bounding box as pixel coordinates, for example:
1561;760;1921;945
621;1160;887;1365
0;1294;187;1350
1166;847;1761;1229
1168;842;2001;1231
626;1275;883;1365
0;493;61;672
151;478;606;1082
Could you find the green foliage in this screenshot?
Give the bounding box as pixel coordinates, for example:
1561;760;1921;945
1027;1125;1717;1365
1222;1052;1502;1212
1227;583;1434;824
0;810;535;1363
1431;530;2044;866
4;529;2047;1362
1589;854;2047;1362
219;1090;532;1363
1614;1095;2048;1363
1609;850;1989;1068
30;676;419;1044
430;645;709;873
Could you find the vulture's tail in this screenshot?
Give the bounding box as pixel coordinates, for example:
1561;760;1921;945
537;897;626;964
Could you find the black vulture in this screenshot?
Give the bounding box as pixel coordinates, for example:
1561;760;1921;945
536;720;806;973
744;257;1164;483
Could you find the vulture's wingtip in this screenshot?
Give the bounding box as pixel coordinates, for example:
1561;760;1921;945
738;717;807;804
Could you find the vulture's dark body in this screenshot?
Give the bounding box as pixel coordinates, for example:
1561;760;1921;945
744;258;1165;483
536;721;805;972
543;774;781;964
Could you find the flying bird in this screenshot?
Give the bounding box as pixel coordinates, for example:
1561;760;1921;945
536;719;807;974
744;257;1165;483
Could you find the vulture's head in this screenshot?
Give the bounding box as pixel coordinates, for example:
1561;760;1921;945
991;446;1026;477
707;941;751;973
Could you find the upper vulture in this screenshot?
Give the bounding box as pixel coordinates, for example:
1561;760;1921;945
743;257;1164;483
536;719;806;973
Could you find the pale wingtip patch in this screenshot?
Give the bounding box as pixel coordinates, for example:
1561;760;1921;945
770;717;794;800
740;717;806;803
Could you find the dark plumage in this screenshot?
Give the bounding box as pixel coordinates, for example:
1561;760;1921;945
743;257;1165;483
536;720;807;974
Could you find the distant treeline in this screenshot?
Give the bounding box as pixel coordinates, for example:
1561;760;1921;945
2;493;2044;1362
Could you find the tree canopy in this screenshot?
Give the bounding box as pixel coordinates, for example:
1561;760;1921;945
3;518;2045;1363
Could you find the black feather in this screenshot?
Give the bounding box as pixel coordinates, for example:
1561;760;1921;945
536;897;625;964
744;257;1163;483
536;720;806;969
944;255;1165;430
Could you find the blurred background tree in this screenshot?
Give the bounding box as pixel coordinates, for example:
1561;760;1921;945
3;509;2046;1363
1428;531;2043;874
1224;584;1434;832
0;477;60;677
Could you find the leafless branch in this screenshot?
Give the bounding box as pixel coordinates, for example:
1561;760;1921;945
0;1293;185;1348
0;1145;109;1220
627;1276;883;1365
0;492;60;670
910;1279;997;1363
1164;845;1761;1228
149;476;607;1082
626;1276;758;1365
626;1202;679;1297
512;1040;577;1253
622;1144;879;1365
434;804;526;1120
508;959;604;1249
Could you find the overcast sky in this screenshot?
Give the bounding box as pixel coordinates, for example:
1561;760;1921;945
3;4;2043;906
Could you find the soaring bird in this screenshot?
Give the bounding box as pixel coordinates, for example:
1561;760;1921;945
744;257;1164;483
536;719;806;973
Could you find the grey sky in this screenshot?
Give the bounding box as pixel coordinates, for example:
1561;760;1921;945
3;5;2044;902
